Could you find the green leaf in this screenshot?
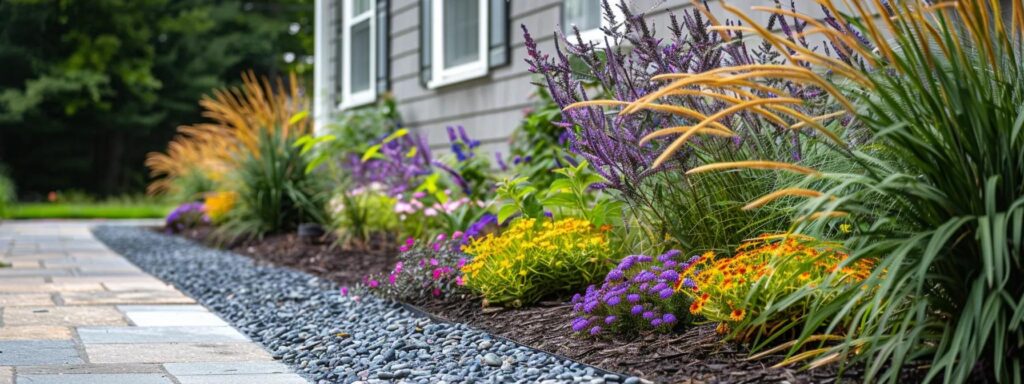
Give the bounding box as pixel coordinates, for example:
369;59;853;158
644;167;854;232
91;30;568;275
497;204;519;226
288;110;310;125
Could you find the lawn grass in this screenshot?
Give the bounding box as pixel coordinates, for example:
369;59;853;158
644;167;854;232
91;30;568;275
5;203;172;219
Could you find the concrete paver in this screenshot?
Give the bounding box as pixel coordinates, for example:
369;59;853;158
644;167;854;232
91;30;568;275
0;220;308;384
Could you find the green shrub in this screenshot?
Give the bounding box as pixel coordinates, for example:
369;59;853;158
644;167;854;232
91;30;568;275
218;129;327;238
327;184;399;247
0;165;15;217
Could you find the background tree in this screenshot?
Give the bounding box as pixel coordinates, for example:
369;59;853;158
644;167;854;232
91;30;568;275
0;0;313;198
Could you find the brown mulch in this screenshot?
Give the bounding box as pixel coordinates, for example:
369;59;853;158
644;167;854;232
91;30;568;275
167;226;932;383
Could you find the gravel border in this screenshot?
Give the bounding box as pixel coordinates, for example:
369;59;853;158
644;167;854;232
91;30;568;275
93;226;639;384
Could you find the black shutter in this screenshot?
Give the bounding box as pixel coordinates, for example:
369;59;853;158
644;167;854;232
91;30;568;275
488;0;509;69
376;0;390;94
419;0;432;87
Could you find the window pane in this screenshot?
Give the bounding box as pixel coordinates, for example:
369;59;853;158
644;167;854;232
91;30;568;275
353;0;372;15
350;20;371;93
563;0;601;33
443;0;480;68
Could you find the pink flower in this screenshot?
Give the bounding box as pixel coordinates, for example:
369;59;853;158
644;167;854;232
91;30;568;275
455;276;464;286
340;287;349;296
424;208;438;217
432;268;442;280
388;274;397;285
452;231;464;240
457;258;468;268
405;237;415;246
432;288;442;297
368;279;379;288
413;191;427;199
429;258;439;266
399;245;410;252
394;262;404;274
436;233;447;242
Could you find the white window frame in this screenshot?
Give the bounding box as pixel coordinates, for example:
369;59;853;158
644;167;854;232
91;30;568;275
563;0;625;46
428;0;489;88
339;0;376;110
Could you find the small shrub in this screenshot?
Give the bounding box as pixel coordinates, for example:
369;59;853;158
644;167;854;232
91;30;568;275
327;183;399;247
683;236;873;339
570;250;699;336
351;232;469;303
0;165;14;217
203;191;235;223
164;202;209;233
461;217;612;307
219;130;326;237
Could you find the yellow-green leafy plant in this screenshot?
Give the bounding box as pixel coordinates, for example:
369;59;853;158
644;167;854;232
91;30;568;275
461;217;612;307
612;1;1024;382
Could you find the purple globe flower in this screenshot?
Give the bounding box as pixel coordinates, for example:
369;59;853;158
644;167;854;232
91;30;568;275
605;296;621;306
583;300;598;314
626;293;641;303
589;326;602;336
659;289;674;299
605;315;617;324
651;318;663;327
631;305;644;315
642;311;656;320
658;249;682;262
571;317;591;332
659;270;679;282
633;271;656;283
606;269;625;281
662;313;677;324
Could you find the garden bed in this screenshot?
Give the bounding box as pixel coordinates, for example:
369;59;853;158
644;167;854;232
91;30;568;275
172;226;876;383
99;225;629;383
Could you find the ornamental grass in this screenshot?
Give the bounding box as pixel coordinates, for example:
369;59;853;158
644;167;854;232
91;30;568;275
610;0;1024;382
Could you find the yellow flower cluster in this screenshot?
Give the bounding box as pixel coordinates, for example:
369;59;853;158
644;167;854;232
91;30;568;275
461;218;611;307
681;235;874;338
204;191;237;222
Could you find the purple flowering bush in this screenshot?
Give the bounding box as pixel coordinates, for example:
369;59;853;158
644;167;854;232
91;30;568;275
350;232;474;303
524;1;854;252
570;250;699;336
164;202;210;233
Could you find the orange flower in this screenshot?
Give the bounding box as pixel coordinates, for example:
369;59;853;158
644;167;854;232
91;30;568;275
730;309;746;322
689;300;703;315
798;272;811;280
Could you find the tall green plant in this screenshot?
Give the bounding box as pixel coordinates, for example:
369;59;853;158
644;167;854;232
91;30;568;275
627;1;1024;382
219;128;326;238
0;165;15;218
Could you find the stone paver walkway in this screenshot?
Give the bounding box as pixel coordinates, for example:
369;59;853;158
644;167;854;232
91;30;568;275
0;220;308;384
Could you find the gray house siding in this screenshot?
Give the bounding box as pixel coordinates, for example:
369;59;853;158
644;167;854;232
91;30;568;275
315;0;830;155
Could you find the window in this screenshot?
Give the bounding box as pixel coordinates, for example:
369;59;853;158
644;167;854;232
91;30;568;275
341;0;376;108
429;0;489;88
563;0;623;45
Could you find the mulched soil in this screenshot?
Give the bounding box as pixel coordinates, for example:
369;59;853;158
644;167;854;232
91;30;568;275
169;225;931;383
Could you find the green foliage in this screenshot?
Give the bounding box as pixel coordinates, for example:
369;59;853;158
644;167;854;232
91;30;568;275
0;0;312;196
506;86;569;188
218;129;326;238
6;203;171;219
496;161;621;228
0;165;15;217
736;3;1024;383
328;186;399;247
